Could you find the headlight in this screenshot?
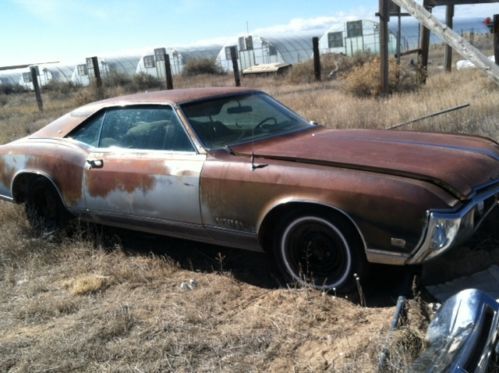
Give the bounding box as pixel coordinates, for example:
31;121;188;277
429;216;461;251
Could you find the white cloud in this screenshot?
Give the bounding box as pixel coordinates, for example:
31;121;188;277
433;4;498;19
252;9;376;36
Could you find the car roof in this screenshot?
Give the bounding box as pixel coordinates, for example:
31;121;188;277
30;87;261;139
82;87;260;109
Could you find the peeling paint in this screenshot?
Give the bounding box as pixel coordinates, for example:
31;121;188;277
85;158;166;198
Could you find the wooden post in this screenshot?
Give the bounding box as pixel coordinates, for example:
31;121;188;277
90;57;102;89
444;5;454;72
312;37;321;81
494;14;499;66
391;0;499;85
419;0;431;82
88;56;104;99
229;46;241;87
30;66;43;112
396;10;402;65
379;0;390;95
164;54;174;90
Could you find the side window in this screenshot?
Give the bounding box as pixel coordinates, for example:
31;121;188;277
99;106;194;152
68;112;104;146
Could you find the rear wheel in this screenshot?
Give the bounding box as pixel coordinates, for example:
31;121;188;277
25;178;71;233
273;214;365;293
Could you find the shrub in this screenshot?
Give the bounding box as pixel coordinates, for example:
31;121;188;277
343;57;420;97
131;73;162;91
287;52;375;84
0;83;26;95
43;81;80;98
103;71;133;88
183;58;224;76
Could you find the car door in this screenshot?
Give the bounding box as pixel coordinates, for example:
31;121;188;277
71;105;204;225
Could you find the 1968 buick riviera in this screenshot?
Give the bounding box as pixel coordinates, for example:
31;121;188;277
0;88;497;292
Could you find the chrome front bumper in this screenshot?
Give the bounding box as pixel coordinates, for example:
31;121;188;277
407;183;499;265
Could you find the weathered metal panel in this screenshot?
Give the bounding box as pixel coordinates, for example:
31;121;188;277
83;149;205;224
199;150;455;254
0;139;88;208
232;127;499;200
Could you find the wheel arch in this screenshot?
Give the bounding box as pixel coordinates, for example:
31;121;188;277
11;170;65;207
257;200;367;255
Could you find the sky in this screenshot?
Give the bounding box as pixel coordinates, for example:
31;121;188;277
0;0;497;66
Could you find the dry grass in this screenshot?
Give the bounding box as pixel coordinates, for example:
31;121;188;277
0;50;498;371
343;57;420;97
0;203;424;372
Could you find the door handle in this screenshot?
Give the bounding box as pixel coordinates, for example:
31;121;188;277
86;159;104;169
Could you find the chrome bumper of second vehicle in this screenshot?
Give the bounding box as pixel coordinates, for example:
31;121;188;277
411;289;499;372
407;184;499;265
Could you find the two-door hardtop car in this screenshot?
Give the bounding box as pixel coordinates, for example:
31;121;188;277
0;87;498;292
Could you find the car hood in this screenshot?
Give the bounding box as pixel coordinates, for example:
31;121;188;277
233;128;499;200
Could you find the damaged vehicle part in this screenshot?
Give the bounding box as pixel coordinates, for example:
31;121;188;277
0;88;498;292
412;289;499;372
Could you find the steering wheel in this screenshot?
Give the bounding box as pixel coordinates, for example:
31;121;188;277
254;117;278;133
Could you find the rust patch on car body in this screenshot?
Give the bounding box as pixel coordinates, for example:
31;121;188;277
200;150;460;253
233;127;499;200
85;158;168;198
25;153;85;206
0;140;88;206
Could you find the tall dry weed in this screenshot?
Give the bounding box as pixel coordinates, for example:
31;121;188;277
343;57;421;97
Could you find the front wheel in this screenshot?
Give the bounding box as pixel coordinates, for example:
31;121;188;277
273;214;365;293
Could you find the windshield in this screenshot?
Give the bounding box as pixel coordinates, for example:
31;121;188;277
180;93;312;149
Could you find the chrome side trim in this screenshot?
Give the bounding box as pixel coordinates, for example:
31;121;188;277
82;212;261;252
0;193;14;202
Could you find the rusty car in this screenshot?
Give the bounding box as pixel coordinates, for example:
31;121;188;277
0;88;498;292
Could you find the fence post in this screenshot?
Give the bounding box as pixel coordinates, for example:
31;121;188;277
30;66;43;112
419;0;431;83
444;5;454;72
312;37;321;81
90;57;102;89
229;46;241;87
494;14;499;66
153;48;173;90
87;56;103;99
165;54;174;90
379;0;390;96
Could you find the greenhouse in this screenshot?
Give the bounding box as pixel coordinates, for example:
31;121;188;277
136;45;221;77
216;33;319;72
318;20;398;56
18;63;75;90
71;55;141;86
0;68;25;86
